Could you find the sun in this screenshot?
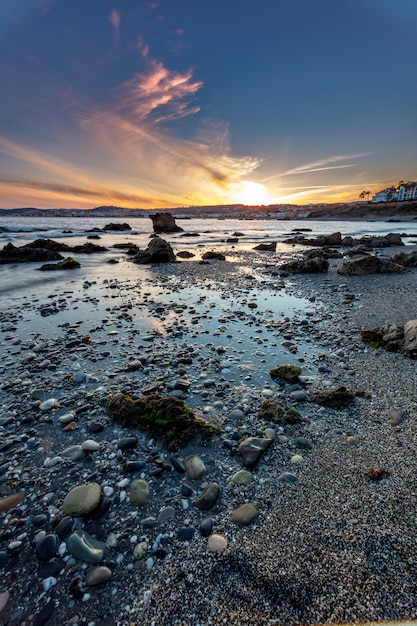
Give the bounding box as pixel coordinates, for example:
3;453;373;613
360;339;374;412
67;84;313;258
229;180;274;206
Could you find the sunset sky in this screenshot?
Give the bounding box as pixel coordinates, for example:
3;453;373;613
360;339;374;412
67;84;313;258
0;0;416;209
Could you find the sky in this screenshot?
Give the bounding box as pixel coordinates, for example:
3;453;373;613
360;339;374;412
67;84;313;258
0;0;416;209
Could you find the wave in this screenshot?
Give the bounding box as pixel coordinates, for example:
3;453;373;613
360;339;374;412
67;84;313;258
0;226;49;233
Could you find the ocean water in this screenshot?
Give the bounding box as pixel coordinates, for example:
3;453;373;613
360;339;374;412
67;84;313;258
0;215;416;310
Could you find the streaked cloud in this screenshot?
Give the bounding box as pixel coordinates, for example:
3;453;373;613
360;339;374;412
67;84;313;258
109;9;120;31
280;153;373;177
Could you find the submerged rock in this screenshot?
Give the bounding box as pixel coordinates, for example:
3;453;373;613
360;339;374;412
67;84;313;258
107;393;220;450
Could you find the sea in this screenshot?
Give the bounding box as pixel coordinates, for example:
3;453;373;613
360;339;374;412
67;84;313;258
0;215;416;331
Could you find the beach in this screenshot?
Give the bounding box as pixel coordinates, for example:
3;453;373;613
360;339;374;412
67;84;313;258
1;219;417;625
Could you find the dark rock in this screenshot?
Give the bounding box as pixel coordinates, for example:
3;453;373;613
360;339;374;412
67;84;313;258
280;255;329;273
177;527;195;541
391;250;417;267
194;482;220;510
337;255;403;275
126;460;147;472
239;437;272;467
133;237;176;264
39;257;81;271
177;250;195;258
258;399;306;425
270;364;301;382
311;386;355;408
32;601;56;626
0;242;64;264
201;251;226;260
253;242;276;251
199;517;213;537
150;212;183;233
117;436;138;451
107;393;220;451
103;223;132;231
70;243;107;254
54;516;74;538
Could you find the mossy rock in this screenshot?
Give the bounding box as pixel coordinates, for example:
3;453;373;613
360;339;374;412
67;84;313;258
107;393;220;451
258;399;306;425
270;364;302;382
311;386;355;409
360;328;402;352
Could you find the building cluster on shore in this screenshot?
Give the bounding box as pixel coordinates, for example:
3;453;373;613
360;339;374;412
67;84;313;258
372;181;417;203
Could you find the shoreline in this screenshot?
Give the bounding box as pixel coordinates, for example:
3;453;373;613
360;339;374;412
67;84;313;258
1;247;417;625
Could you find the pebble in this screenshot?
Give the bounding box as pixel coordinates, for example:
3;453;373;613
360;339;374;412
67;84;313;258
277;471;298;483
291;454;304;464
199;517;213;537
158;506;175;524
36;533;58;561
387;408;403;425
185;455;206;480
39;398;59;411
118;436;138;451
230;469;253;485
194;482;220;510
67;529;106;564
85;566;112;586
130;479;149;507
0;492;25;513
238;437;272;467
0;591;10;615
177;527;195;541
133;541;148;560
62;482;101;516
81;439;100;452
294;437;312;450
208;534;228;552
230;503;259;526
61;445;87;461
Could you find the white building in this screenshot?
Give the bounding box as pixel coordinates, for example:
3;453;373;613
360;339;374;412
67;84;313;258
372;181;417;203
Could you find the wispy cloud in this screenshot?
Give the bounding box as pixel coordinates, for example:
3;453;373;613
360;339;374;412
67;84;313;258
280;153;373;177
109;9;120;31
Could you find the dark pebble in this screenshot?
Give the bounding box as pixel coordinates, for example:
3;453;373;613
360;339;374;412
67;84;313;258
177;527;195;541
181;482;194;497
199;517;213;537
125;459;146;472
141;517;157;528
54;516;74;538
36;534;58;562
37;561;64;579
170;457;185;473
0;550;8;567
68;575;85;600
88;422;105;434
92;496;111;520
33;600;56;626
294;437;312;450
118;436;138;451
33;513;50;528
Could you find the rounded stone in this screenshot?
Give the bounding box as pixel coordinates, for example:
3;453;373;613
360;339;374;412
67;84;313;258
207;534;228;552
185;455;206;480
199;517;213;537
117;436;138;451
133;541;148;560
230;470;253;486
67;529;105;564
81;439;100;452
291;454;304;464
36;533;58;562
85;565;112;586
62;482;101;517
130;479;149;507
194;482;220;510
289;390;307;402
177;527;195;541
158;506;175;524
230;503;259;526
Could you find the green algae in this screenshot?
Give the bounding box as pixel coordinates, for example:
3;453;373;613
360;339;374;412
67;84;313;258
311;386;355;409
107;393;220;451
258;399;307;425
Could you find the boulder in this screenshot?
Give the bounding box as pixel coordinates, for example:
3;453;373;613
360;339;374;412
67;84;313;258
133;237;176;264
39;257;81;271
0;242;65;264
103;223;132;231
390;250;417;267
403;320;417;357
71;242;107;253
150;212;183;233
337;255;403;275
253;242;276;251
201;251;226;260
280;256;329;273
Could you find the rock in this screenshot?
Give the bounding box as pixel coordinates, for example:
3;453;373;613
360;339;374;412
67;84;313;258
158;506;175;524
177;250;195;258
291;454;304;464
230;503;259;526
280;256;329;273
230;470;253;485
107;393;219;451
177;527;195;541
391;250;417;267
103;222;132;231
185;455;206;480
337;255;403;275
277;472;298;483
150;212;183;233
39;257;80;271
67;530;105;564
32;600;56;626
36;533;58;561
311;386;355;408
62;482;101;516
258;399;306;425
403;320;417;357
201;251;226;260
117;436;138;451
294;437;312;450
194;482;220;510
133;236;176;264
387;408;403;425
270;364;301;382
0;241;65;264
130;479;149;507
61;445;87;461
199;517;213;537
134;541;148;559
85;566;112;586
361;324;403;352
239;437;272;467
207;534;228;552
289;389;307;401
0;591;10;615
253;242;276;251
0;492;25;513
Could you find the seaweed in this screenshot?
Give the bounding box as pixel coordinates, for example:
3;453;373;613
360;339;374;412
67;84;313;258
258;399;307;425
311;386;355;409
107;393;220;451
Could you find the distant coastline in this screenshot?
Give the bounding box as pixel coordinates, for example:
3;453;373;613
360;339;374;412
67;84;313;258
1;200;417;220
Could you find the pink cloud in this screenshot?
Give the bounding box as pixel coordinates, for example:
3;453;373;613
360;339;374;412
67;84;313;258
109;9;120;31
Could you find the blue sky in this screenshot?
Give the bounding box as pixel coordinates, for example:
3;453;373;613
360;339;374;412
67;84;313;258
0;0;416;208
